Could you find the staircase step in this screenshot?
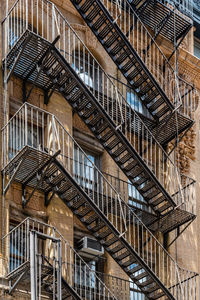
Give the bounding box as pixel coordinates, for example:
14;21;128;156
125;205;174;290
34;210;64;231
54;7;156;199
114;250;130;261
121;160;138;172
98;130;115;142
125;66;143;81
104;33;119;48
95;229;112;239
138;278;154;288
146;284;160;295
68;197;85;209
109;43;126;58
127;264;143;274
138;181;155;193
116;153;132;164
92;15;107;31
120;60;135;73
150;195;166;206
155;105;170;119
94;122;109;134
103;236;119;247
142;89;160;105
74;206;92;217
88;222;106;232
127;166;144;179
114;50;129;64
120;257;136;267
108;243;125;254
149;290;165;300
98;24;113;40
145;189;161;201
148;98;165;113
138;82;154;96
133;176;148;186
75;98;90;110
104;137;121;150
134;75;149;89
79;0;94;14
81;213;98;224
134;271;148;281
86;7;100;22
156;202;172;213
86;114;102;126
110;145;126;157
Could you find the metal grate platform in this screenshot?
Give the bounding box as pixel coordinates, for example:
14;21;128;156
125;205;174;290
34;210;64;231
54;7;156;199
135;0;193;42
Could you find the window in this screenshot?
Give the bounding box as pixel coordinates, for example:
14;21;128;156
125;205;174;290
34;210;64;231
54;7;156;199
129;264;149;300
72;50;103;92
73;146;100;190
9;122;42;160
9;223;26;272
75;259;96;289
9;221;45;273
194;37;200;58
126;89;152;119
8;18;36;49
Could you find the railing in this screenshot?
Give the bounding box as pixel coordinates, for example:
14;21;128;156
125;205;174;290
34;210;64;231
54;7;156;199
104;171;196;215
108;75;153;119
1;0;197;214
1;102;198;298
75;265;146;300
165;0;193;17
2;218;119;300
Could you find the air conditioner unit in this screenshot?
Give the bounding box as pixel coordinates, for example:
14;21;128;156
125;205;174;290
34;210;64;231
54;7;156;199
77;236;104;258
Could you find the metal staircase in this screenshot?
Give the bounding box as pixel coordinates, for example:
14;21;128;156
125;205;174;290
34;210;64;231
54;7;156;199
69;0;197;145
1;0;197;239
1;102;198;299
2;218;119;300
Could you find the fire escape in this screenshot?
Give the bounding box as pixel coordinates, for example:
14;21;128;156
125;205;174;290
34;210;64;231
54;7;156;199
1;0;199;299
2;218;119;300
